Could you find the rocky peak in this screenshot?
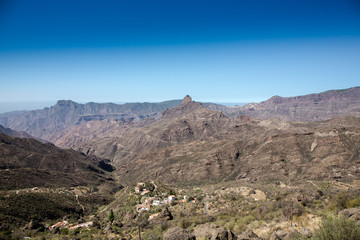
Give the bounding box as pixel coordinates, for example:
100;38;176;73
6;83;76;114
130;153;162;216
55;100;80;108
162;95;205;119
182;95;193;105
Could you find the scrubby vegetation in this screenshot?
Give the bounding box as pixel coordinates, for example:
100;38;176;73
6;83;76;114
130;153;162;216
0;180;359;239
314;216;360;240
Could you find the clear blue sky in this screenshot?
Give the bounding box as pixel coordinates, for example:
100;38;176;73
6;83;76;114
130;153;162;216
0;0;359;110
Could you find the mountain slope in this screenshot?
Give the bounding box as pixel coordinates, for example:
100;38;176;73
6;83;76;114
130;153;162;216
0;124;33;139
0;132;115;190
115;117;360;185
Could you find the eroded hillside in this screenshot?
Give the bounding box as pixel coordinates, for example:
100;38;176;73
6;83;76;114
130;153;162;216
55;96;360;186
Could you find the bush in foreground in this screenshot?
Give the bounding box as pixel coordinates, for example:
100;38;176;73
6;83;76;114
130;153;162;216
314;216;360;240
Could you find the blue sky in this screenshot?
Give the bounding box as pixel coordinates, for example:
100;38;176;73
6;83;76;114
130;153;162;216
0;0;359;111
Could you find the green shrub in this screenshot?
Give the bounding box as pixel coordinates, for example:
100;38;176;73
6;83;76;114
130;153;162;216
281;201;304;222
233;215;256;234
144;225;163;240
330;193;350;211
178;219;192;229
160;222;169;232
347;195;360;208
144;232;162;240
60;228;69;235
314;216;360;240
328;193;360;211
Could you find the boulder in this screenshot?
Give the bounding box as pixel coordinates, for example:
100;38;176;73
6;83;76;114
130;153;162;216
237;230;263;240
193;223;234;240
314;190;324;200
150;207;173;223
339;207;360;221
239;187;252;196
250;190;267;201
269;230;303;240
163;227;195;240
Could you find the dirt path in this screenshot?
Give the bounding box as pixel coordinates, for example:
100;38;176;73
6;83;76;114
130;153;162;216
75;194;85;212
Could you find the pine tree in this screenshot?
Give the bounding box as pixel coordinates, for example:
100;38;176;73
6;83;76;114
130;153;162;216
108;209;114;225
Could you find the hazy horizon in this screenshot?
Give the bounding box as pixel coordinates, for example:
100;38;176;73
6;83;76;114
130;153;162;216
1;83;359;113
0;98;251;114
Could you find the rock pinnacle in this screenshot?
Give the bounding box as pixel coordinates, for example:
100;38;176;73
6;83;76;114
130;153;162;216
182;95;193;104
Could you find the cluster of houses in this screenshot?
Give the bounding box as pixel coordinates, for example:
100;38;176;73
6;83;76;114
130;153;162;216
135;182;196;212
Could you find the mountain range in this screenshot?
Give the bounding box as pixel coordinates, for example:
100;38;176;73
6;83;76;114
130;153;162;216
52;95;360;186
0;99;181;142
0;87;359;187
0;87;359;145
208;86;360;121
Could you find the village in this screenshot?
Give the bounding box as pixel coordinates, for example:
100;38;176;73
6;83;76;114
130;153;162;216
134;182;197;213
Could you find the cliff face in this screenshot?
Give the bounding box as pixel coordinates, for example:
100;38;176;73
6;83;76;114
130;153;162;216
0;100;181;142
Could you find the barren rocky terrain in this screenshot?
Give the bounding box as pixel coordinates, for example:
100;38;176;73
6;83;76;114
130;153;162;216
54;95;360;186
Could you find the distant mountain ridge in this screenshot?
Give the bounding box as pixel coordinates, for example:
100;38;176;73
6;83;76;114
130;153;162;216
0;87;359;143
209;86;360;121
0;99;182;142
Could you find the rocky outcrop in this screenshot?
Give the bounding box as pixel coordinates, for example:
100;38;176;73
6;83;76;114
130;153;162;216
163;227;195;240
162;95;205;119
182;95;193;104
237;230;263;240
339;207;360;221
149;207;173;223
193;223;235;240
